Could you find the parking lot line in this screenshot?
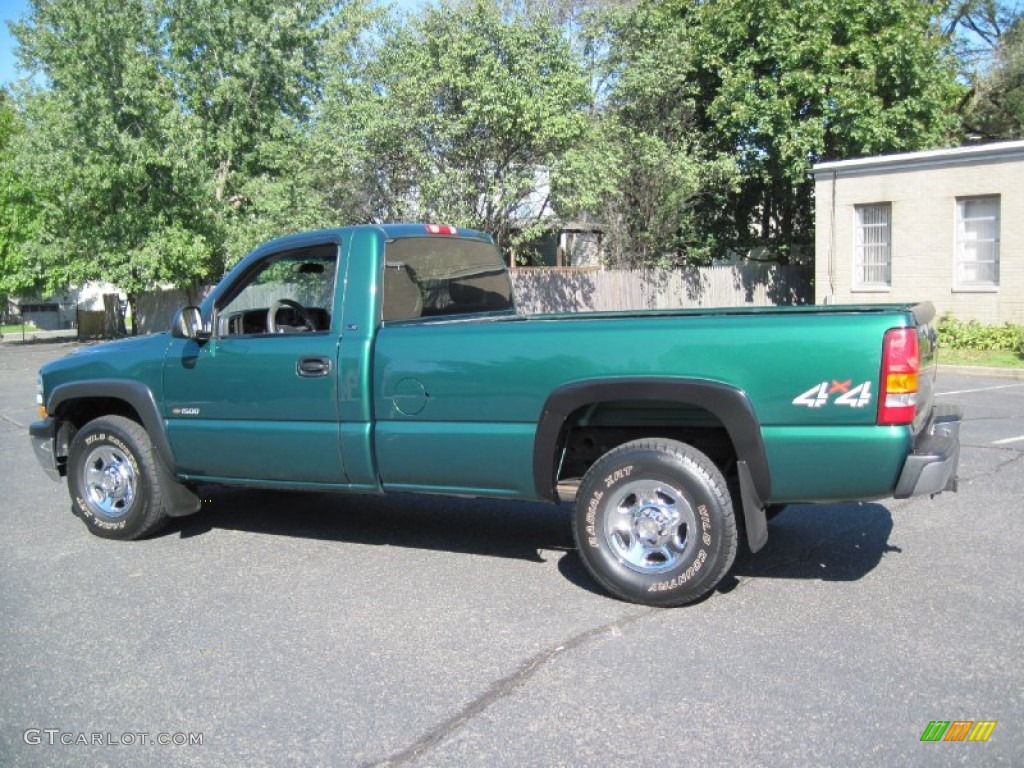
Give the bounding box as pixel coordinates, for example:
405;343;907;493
992;435;1024;445
936;383;1024;397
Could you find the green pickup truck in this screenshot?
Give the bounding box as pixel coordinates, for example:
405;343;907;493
30;224;961;606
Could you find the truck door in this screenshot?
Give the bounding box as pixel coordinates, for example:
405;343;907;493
163;239;346;484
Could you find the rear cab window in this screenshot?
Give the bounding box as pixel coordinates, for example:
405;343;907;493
382;236;515;322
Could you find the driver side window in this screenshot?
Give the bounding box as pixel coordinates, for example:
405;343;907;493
217;244;339;336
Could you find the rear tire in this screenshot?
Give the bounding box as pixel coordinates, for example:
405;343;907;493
67;415;170;540
572;438;737;607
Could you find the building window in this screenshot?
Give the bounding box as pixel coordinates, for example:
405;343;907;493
956;196;1000;289
854;203;891;289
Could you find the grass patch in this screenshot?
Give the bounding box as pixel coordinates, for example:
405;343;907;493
939;348;1024;368
0;323;36;335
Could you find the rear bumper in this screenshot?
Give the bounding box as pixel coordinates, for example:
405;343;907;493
29;417;61;481
893;405;961;499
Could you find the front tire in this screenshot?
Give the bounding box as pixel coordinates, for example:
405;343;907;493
572;439;737;607
67;415;170;540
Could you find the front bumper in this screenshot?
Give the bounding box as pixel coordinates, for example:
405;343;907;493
29;417;61;481
893;405;961;499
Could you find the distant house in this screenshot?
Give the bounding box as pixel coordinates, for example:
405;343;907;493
9;282;123;330
507;217;605;269
813;140;1024;324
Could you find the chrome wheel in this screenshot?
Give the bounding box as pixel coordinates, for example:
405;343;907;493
604;479;697;574
81;445;137;518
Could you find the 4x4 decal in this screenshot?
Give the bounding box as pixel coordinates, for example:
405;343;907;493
792;380;873;409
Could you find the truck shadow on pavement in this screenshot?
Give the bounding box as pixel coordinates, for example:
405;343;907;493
720;502;900;591
172;485;577;564
169;489;899;598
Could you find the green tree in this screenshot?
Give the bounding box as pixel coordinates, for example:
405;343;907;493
592;1;738;266
329;0;595;250
0;90;45;301
158;0;348;264
605;0;963;264
10;0;356;319
12;0;215;310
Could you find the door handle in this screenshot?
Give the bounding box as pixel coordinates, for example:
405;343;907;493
296;356;332;378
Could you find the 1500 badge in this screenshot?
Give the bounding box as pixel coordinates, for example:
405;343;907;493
792;380;872;409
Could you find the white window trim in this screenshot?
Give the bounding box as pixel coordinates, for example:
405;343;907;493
953;195;1000;292
852;202;892;292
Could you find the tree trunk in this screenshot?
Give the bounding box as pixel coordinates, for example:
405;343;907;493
102;293;127;338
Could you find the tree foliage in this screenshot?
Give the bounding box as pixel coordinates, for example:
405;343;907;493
12;0;205;299
944;0;1021;71
9;0;352;309
0;89;44;298
0;0;983;298
603;0;962;263
962;11;1024;138
326;0;594;250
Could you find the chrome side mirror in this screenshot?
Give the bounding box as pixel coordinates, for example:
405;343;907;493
171;306;210;342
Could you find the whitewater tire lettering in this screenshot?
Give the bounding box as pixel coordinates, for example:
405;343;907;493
604;466;633;488
74;495;93;518
649;549;706;592
698;504;712;546
585;490;603;548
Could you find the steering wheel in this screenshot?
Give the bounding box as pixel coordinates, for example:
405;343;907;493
267;298;316;334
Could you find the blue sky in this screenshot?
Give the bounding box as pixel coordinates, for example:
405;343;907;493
0;0;29;86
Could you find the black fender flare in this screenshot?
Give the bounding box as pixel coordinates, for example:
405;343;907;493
49;379;175;469
48;380;200;517
532;377;772;505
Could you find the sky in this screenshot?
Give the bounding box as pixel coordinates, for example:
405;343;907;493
0;0;29;87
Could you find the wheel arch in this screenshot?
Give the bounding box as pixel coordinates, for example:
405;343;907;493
532;377;771;504
48;379;176;474
50;380;200;519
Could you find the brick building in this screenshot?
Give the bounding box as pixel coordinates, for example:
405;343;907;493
813;140;1024;324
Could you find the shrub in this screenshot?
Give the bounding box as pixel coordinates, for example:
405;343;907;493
937;314;1024;353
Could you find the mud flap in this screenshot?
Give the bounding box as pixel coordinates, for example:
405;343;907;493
154;454;202;518
738;460;768;553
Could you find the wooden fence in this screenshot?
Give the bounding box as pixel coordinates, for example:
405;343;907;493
509;265;813;314
136;265;813;334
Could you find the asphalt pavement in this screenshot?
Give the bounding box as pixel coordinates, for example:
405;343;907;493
1;340;1021;767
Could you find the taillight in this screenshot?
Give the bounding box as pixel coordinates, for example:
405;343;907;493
425;224;457;235
878;327;920;426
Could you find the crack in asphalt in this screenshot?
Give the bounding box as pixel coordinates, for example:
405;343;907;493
957;443;1024;484
1;413;26;429
992;450;1024;475
359;607;655;768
